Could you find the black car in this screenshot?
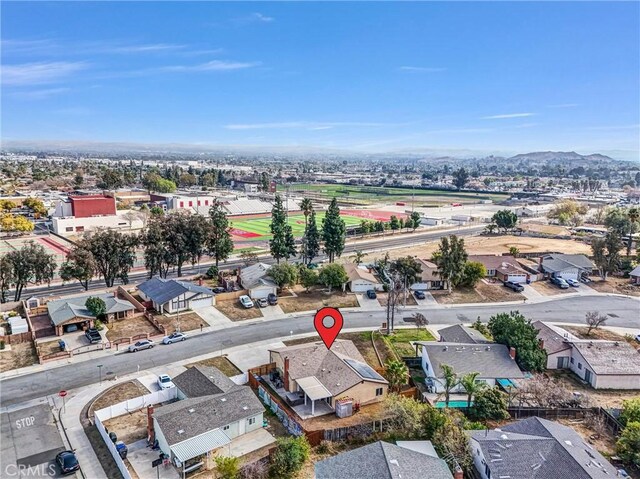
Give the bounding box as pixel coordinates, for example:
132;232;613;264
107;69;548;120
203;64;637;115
85;328;102;344
267;293;278;305
503;281;524;292
56;450;80;475
213;287;226;294
366;289;377;299
414;291;426;300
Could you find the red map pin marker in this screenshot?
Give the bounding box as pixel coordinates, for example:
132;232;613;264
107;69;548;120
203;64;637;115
314;307;344;350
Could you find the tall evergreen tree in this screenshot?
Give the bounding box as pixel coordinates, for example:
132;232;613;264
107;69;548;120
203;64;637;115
208;201;234;267
301;210;320;265
431;235;468;293
269;194;296;263
322;198;346;262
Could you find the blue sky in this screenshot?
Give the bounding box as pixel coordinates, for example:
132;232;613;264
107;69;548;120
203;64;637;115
2;2;639;159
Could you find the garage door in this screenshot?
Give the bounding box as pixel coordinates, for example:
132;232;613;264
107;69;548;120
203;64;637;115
250;287;274;299
507;274;527;284
190;296;212;309
350;281;374;293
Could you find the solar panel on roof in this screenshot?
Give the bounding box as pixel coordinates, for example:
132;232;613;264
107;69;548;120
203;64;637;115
344;359;385;381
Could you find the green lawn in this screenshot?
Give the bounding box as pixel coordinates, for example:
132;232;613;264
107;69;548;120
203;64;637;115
231;213;363;238
385;328;436;358
281;183;508;204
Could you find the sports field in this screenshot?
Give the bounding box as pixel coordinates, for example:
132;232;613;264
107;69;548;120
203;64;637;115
230;210;404;239
282;183;508;206
1;235;73;278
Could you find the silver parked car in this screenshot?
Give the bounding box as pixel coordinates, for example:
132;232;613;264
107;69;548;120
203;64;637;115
128;339;154;352
162;332;186;344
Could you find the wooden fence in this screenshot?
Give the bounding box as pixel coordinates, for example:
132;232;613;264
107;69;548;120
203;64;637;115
0;331;33;344
507;406;624;436
215;289;249;301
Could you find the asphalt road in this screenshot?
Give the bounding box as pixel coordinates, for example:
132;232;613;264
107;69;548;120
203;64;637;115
1;294;637;406
12;226;485;298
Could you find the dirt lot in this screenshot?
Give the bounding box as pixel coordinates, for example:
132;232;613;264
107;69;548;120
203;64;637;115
285;331;393;368
102;409;148;444
587;276;640;296
155;312;204;333
361;235;591;262
431;282;524;304
187;355;243;376
563;326;639;347
519;223;572;236
279;287;359;314
557;417;617;456
89;380;149;416
35;338;62;357
377;291;417;307
531;280;578;296
0;341;38;373
547;370;640;409
105;316;160;342
215;300;263;321
476;281;525;302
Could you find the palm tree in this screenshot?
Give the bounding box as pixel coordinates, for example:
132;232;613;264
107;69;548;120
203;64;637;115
626;207;639;257
384;359;409;392
353;250;367;265
460;371;483;408
300;198;313;228
441;364;459;407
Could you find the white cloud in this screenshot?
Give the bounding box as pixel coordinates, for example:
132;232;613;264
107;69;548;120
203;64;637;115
224;121;388;130
102;43;186;53
481;112;535;120
252;13;274;22
424;127;494;134
2;62;88;85
399;66;446;72
159;60;261;72
586;124;640;131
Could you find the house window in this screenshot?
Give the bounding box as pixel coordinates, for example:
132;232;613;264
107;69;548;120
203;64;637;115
223;425;230;431
248;417;255;425
66;227;73;232
179;201;184;208
188;201;193;207
578;363;582;370
375;387;383;397
197;200;201;206
205;200;209;206
76;226;85;232
570;357;574;364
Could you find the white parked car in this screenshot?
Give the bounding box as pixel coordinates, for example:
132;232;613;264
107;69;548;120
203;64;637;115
239;295;254;308
157;374;174;390
162;332;186;344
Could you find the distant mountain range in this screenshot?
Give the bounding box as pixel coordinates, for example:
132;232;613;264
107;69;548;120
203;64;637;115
508;151;614;162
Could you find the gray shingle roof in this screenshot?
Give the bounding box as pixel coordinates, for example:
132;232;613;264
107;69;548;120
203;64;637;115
438;325;492;344
47;293;134;326
138;277;213;305
239;263;276;289
315;441;453;479
541;254;594;274
153;386;263;446
418;342;524;379
470;417;617;478
570;340;640;375
173;365;237;398
270;340;387;396
532;321;572;354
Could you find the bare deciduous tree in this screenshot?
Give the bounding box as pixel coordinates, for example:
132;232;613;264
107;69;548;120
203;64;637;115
412;312;429;330
585;311;608;336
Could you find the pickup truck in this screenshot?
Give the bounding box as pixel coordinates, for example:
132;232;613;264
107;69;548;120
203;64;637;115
85;328;102;344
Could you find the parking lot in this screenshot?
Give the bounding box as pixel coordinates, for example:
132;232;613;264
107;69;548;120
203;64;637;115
0;404;76;478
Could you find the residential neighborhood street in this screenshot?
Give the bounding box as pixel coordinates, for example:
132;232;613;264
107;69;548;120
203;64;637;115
2;294;638;407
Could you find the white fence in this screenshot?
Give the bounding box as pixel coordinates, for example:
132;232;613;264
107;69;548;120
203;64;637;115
95;387;177;422
230;372;248;385
94;414;132;479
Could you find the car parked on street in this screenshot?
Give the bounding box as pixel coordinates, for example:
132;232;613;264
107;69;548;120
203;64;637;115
239;295;254;308
55;450;80;475
268;293;278;305
157;374;175;390
414;290;426;300
565;278;580;287
85;328;102;344
162;332;186;344
127;339;154;352
503;281;524;292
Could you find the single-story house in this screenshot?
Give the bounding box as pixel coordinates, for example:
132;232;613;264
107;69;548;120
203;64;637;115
468;255;529;284
315;440;458;479
514;204;554;217
539;254;595;281
344;263;383;292
411;259;447;290
238;263;277;299
470;417;618;479
437;324;491;344
47;293;135;335
532;321;575;369
152;365;269;473
138;277;215;313
630;265;640;285
566;340;640;390
268;339;389;416
417;342;524;394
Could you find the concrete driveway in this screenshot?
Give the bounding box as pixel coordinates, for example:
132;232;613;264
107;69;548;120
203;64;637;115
259;305;285;318
227;428;276;458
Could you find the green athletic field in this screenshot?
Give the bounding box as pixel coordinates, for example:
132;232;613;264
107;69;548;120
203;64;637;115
230;212;363;239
